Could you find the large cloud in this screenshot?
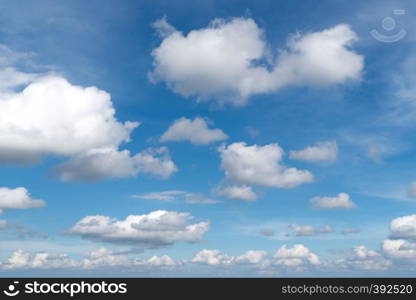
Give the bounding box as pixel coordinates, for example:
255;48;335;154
160;117;227;145
68;210;210;248
150;17;363;105
0;187;45;215
218;142;313;189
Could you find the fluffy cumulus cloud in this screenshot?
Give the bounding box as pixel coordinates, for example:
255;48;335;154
273;244;320;267
0;47;177;182
190;244;319;273
0;187;45;215
191;249;269;267
81;248;179;270
1;248;180;271
383;239;416;261
389;214;416;240
289;224;333;236
408;181;416;199
160;117;227;145
214;184;258;202
382;215;416;262
0;219;9;229
150;17;363;105
289;141;338;162
310;193;356;209
340;246;391;271
132;190;220;205
54;147;177;182
191;249;234;266
68;210;210;248
218;142;313;189
0;245;324;274
0;76;138;164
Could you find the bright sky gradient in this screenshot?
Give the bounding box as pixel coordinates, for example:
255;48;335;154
0;0;416;277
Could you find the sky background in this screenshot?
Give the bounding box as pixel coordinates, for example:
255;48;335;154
0;0;416;276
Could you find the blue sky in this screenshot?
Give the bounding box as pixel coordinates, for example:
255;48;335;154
0;0;416;276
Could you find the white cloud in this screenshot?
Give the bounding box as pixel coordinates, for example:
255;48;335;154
341;246;391;271
408;182;416;199
132;190;220;205
342;228;359;235
310;192;356;209
235;250;268;265
54;147;177;182
273;244;320;267
259;228;275;237
81;248;179;269
0;76;138;164
383;239;416;261
146;255;177;267
160;117;227;145
289;141;338;162
0;187;45;215
190;249;271;267
218;142;313;189
353;245;379;259
150;18;363;105
389;214;416;240
1;248;180;271
191;249;234;266
289;224;333;236
133;190;184;202
0;67;37;91
289;224;318;236
2;249;78;270
214;184;258;201
380;215;416;263
68;210;210;248
0;53;178;182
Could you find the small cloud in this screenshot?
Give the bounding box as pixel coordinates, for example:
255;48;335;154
160;117;227;145
310;193;356;210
